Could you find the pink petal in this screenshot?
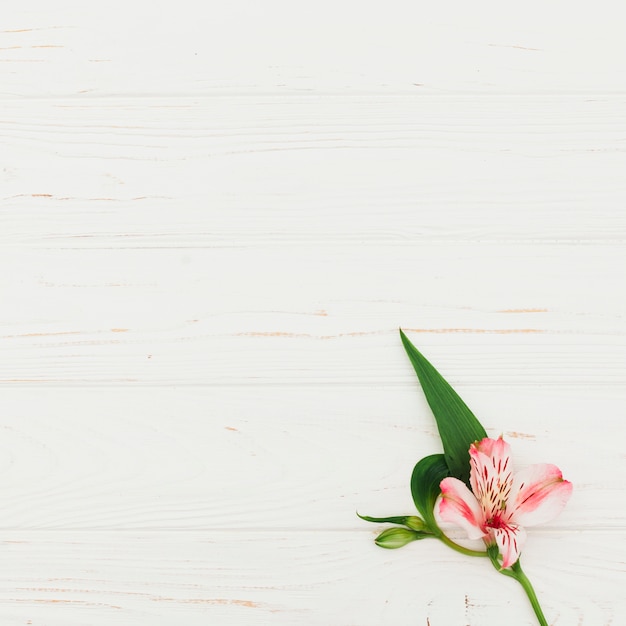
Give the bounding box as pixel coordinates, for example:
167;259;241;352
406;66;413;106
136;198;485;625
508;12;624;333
508;463;573;527
469;437;514;519
491;523;527;569
472;436;510;461
439;477;486;540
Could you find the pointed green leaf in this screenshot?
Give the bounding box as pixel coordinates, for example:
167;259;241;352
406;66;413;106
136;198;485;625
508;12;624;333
410;453;449;536
400;329;487;486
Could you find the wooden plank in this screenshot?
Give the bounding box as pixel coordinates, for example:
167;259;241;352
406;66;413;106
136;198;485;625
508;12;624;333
0;386;622;530
1;96;625;248
0;530;623;625
1;243;624;386
1;3;625;96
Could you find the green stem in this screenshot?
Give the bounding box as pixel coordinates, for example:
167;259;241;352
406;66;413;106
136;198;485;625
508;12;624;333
487;548;548;626
439;533;488;557
509;562;549;626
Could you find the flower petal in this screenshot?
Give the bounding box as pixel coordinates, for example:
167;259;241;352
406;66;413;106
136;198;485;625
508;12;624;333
507;463;573;527
492;523;526;569
469;437;514;519
472;436;510;461
439;477;486;540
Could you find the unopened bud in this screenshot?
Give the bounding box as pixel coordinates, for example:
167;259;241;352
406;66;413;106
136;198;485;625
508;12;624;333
374;527;421;549
404;516;427;531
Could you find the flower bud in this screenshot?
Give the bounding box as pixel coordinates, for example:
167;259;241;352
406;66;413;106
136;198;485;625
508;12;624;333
374;527;421;549
403;516;427;531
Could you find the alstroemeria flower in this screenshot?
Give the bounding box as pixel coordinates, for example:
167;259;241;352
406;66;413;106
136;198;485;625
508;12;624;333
439;436;572;568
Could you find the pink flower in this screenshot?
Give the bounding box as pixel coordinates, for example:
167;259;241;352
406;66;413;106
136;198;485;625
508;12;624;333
439;436;572;568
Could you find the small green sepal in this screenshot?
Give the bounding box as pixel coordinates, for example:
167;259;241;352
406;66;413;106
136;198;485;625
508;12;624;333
487;543;502;569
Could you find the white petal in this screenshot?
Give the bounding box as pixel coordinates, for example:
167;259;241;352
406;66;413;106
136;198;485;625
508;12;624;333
492;524;527;569
439;477;486;540
508;464;573;527
469;437;514;519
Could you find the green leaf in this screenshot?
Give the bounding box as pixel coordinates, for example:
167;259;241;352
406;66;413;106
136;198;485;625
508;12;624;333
357;513;427;532
410;453;449;536
400;329;487;486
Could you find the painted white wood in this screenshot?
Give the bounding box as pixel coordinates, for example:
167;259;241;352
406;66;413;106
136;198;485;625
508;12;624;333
2;1;626;623
1;1;625;96
1;244;624;387
0;530;623;625
2;96;625;248
0;530;626;626
0;385;623;531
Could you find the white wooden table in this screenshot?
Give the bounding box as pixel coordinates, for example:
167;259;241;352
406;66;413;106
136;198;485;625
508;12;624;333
2;2;625;624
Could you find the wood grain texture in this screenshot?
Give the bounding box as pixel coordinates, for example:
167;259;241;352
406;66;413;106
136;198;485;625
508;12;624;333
1;245;625;386
0;386;623;531
2;96;625;247
0;531;623;625
3;1;626;623
1;1;625;96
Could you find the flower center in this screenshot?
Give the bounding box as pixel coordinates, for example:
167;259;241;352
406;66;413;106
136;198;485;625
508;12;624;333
485;513;507;529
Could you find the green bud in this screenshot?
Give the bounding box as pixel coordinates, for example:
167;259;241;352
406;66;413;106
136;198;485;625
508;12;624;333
357;512;430;533
374;527;421;549
403;516;427;531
